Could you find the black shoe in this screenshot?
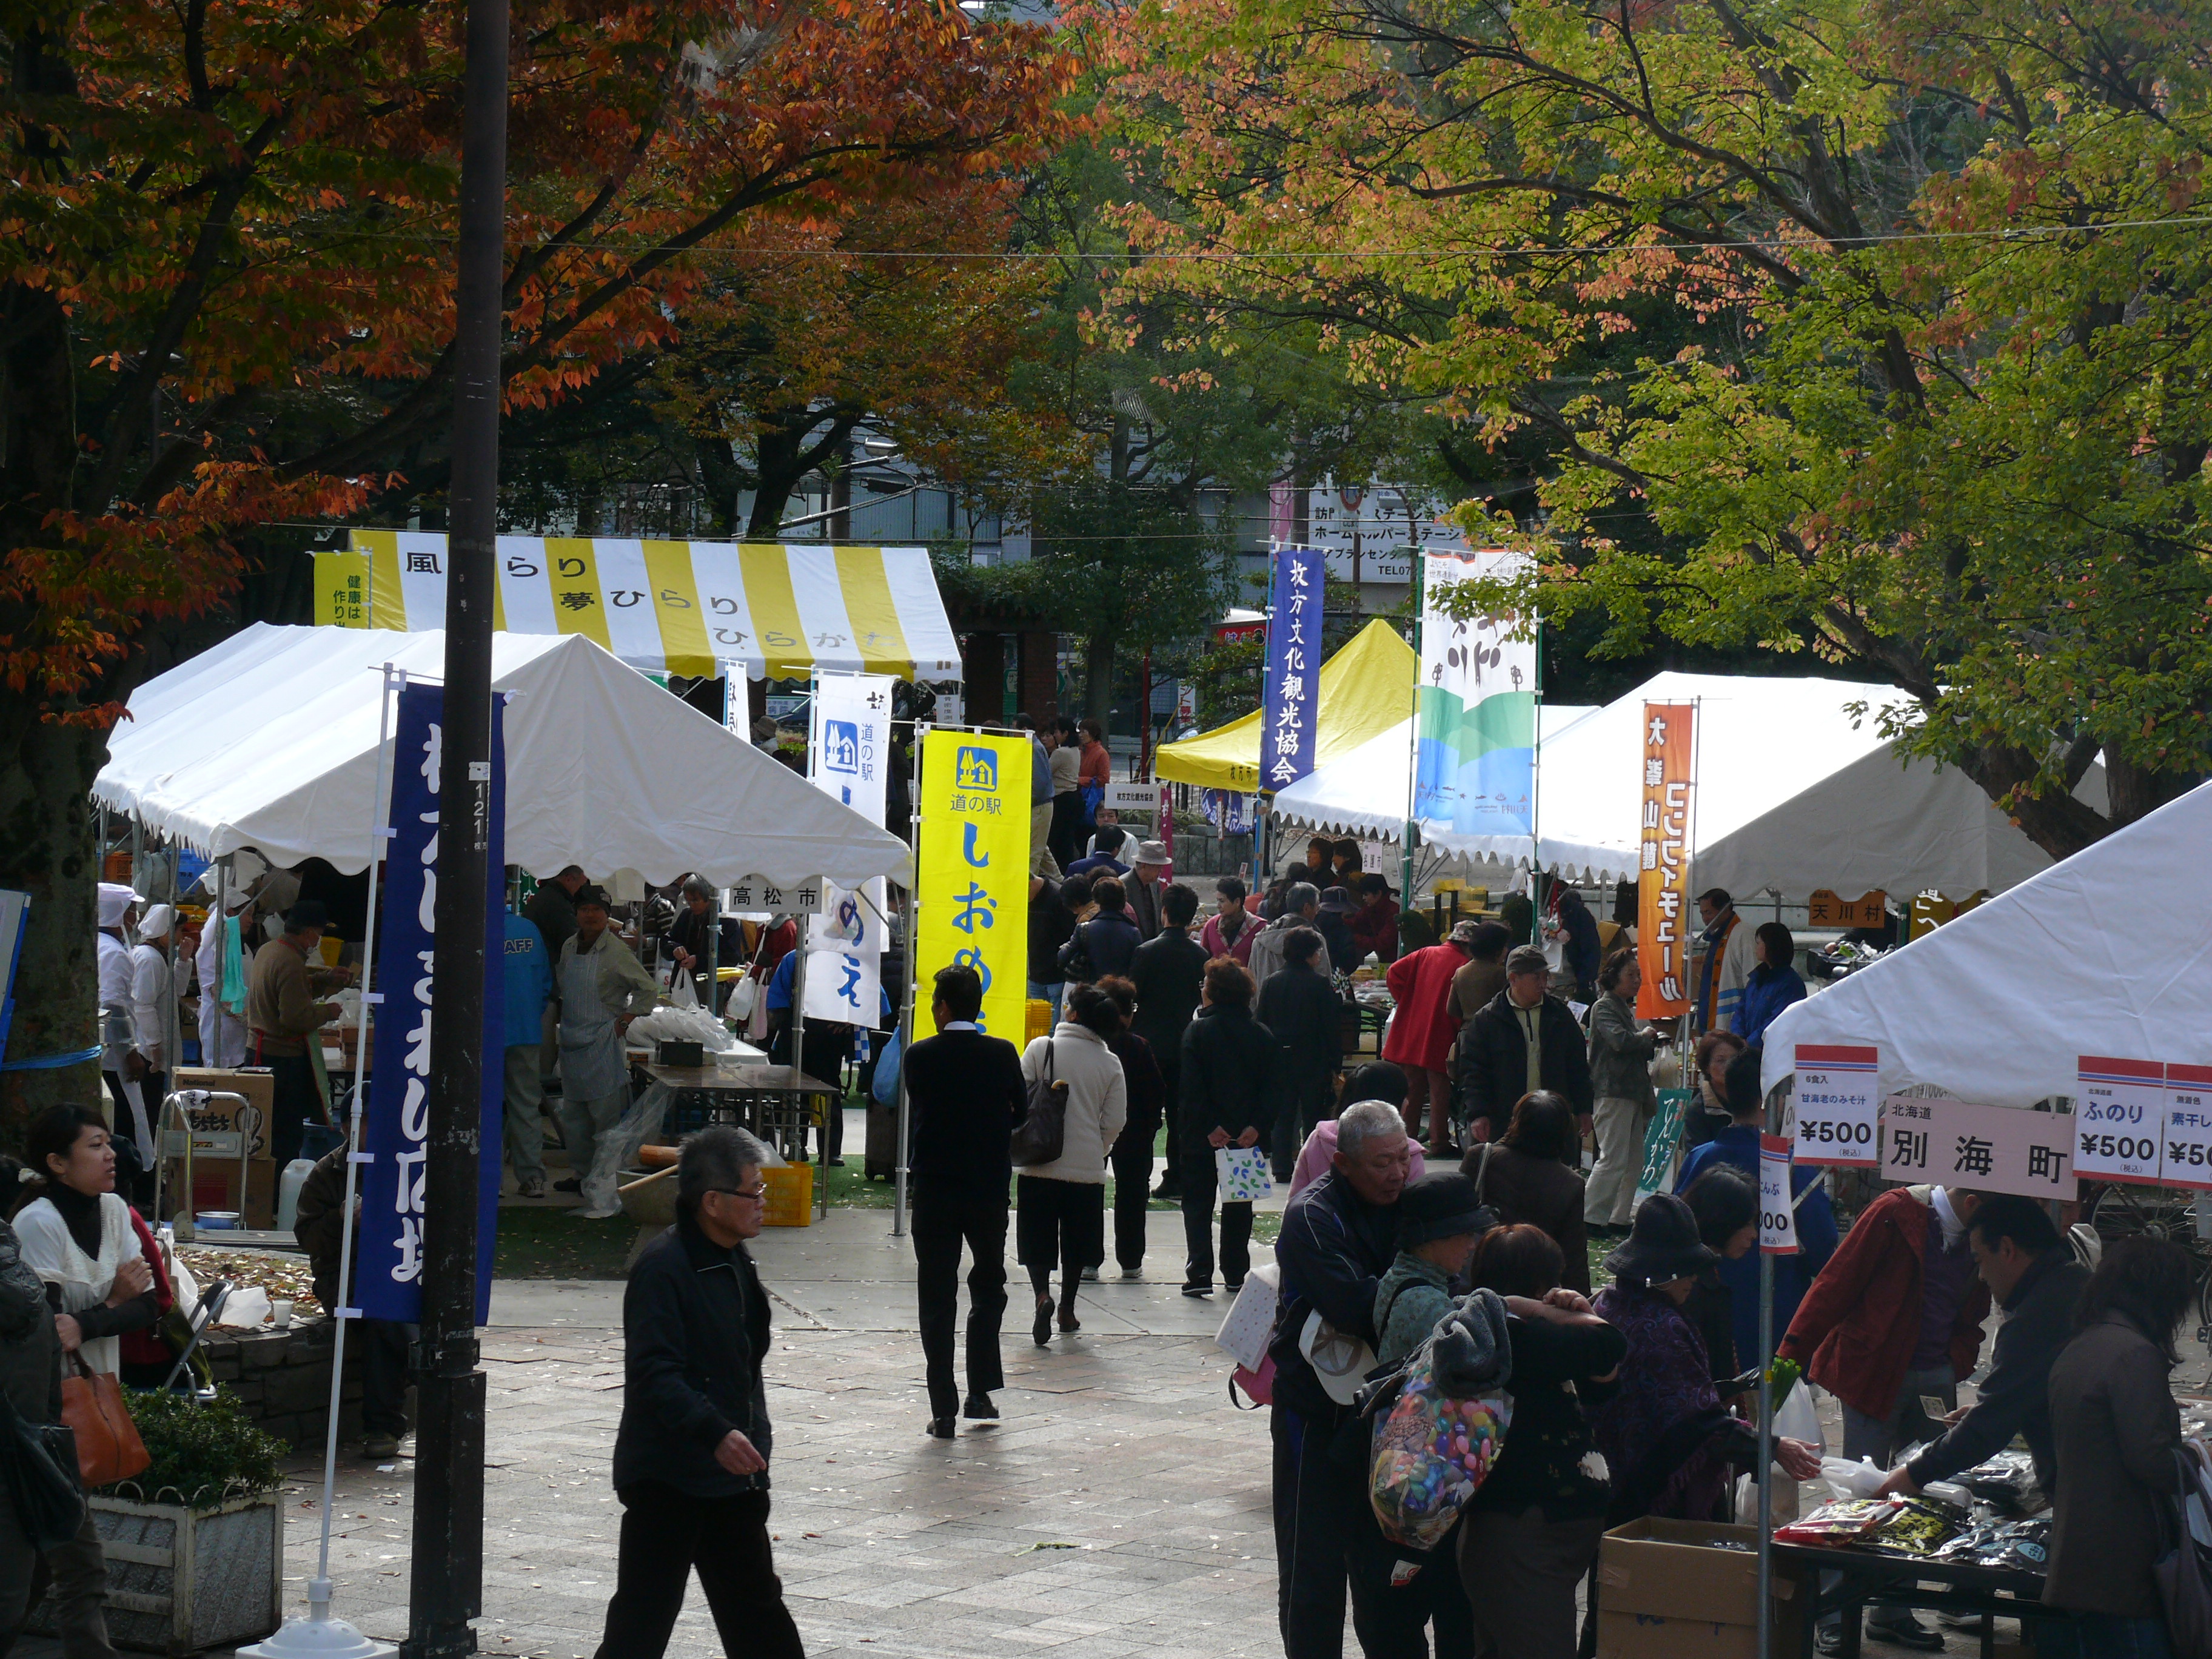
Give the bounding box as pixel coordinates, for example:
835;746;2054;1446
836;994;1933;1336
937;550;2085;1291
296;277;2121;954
926;1417;955;1439
962;1393;997;1420
1154;1182;1183;1200
1181;1281;1213;1297
552;1177;581;1194
1865;1615;1944;1651
1224;1279;1245;1293
826;1157;846;1167
1031;1298;1053;1346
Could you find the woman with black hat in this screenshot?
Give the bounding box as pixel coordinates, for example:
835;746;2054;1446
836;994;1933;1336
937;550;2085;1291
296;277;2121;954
1589;1194;1822;1526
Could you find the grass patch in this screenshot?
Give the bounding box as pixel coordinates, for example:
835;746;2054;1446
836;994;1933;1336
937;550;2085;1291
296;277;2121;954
492;1204;637;1279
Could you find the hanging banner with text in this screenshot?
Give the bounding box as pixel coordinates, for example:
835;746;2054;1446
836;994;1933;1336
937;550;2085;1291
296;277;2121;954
1880;1095;2076;1200
1758;1134;1800;1255
1635;703;1696;1020
1260;544;1324;791
1792;1044;1881;1167
2074;1055;2167;1186
357;682;505;1324
914;730;1028;1042
2165;1064;2212;1191
805;674;895;1027
1413;546;1537;843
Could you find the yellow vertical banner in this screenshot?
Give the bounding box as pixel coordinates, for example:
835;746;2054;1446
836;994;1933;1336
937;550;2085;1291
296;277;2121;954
914;730;1028;1043
315;549;370;626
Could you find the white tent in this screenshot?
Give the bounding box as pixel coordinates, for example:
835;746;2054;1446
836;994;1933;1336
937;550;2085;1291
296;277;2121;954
1272;705;1598;839
95;623;910;888
1760;781;2212;1109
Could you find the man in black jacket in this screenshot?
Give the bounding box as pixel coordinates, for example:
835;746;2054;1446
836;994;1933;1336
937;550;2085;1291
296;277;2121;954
1267;1099;1412;1659
594;1126;803;1659
905;963;1027;1436
1255;926;1344;1180
1131;883;1208;1198
1876;1194;2091;1501
1453;944;1594;1144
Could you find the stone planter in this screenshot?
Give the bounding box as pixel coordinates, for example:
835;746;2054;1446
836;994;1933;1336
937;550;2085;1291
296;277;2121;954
31;1490;283;1654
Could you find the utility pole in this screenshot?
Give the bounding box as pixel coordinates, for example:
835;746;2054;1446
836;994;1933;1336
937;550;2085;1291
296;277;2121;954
405;0;506;1653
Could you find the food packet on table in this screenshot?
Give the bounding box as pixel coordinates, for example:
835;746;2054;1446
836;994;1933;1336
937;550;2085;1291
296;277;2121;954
1865;1497;1969;1556
1934;1518;2051;1572
1774;1498;1899;1546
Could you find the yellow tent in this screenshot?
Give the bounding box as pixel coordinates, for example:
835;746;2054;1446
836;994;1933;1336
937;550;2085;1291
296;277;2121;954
1156;617;1417;791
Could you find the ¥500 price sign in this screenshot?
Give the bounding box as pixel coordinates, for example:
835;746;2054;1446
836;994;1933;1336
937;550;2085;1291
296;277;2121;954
1759;1134;1800;1256
2162;1064;2212;1191
1792;1044;1880;1167
2076;1055;2166;1185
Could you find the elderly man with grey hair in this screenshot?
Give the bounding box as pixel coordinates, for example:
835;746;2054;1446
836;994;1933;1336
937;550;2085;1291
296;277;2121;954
1265;1098;1412;1659
1246;880;1333;990
592;1127;804;1659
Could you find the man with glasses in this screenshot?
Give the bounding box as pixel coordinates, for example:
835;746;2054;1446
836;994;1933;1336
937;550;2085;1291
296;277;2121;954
592;1126;805;1659
1450;943;1593;1148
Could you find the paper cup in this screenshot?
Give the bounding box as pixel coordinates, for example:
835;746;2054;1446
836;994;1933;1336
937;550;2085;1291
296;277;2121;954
270;1299;293;1330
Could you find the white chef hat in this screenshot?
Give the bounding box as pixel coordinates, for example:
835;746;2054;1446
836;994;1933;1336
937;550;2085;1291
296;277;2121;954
98;883;135;928
136;903;176;939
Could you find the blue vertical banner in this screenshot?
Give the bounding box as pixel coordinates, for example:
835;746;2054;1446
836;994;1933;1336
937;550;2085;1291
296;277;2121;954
357;682;506;1323
1261;544;1325;791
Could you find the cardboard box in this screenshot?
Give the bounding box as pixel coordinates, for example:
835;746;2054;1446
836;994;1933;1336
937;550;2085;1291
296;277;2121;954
166;1067;277;1162
1595;1518;1799;1659
186;1159;278;1230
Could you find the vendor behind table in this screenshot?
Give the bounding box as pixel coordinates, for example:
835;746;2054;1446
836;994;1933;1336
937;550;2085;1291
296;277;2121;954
552;884;665;1198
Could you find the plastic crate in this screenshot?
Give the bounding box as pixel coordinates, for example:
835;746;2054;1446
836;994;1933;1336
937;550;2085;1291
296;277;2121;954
761;1162;813;1227
1026;998;1054;1043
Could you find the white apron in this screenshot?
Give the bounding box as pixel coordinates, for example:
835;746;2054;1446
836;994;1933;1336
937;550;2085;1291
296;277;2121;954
14;1192;136;1376
558;942;628;1101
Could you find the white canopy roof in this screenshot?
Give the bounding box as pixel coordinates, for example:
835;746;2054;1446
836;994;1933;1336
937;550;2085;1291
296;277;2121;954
1272;706;1596;839
1761;781;2212;1108
94;623;911;888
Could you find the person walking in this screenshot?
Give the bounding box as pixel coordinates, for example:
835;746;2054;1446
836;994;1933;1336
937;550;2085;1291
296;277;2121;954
1462;1090;1592;1295
1016;984;1127;1344
1175;957;1279;1296
246;900;351;1168
1256;927;1342;1182
1131;883;1208;1200
1267;1100;1413;1659
1027;870;1076;1022
501;909;553;1198
1584;950;1659;1236
553;885;664;1204
295;1142;412;1458
1199;876;1258;965
2041;1237;2194;1659
1095;977;1166;1277
1734;922;1808;1047
1453;945;1594;1146
1382;919;1478;1151
1057;874;1141;985
1126;843;1172;940
0;1155;120;1659
905;964;1025;1438
591;1127;803;1659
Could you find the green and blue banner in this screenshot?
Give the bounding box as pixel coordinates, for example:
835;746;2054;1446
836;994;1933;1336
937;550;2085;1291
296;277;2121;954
1414;548;1537;846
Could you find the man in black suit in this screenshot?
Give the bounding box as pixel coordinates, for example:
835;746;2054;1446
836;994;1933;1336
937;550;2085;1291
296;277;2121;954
1130;883;1208;1199
904;963;1027;1438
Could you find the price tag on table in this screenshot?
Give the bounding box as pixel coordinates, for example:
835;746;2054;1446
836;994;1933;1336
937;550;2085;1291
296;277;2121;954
2076;1055;2166;1185
1759;1134;1799;1255
1792;1044;1880;1167
2164;1064;2212;1192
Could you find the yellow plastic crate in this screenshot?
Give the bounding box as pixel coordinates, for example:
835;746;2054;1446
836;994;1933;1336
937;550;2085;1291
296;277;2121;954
761;1162;813;1227
1026;998;1054;1043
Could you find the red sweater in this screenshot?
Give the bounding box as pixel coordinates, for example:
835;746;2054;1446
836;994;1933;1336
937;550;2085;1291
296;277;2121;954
1777;1185;1989;1420
1381;942;1468;1074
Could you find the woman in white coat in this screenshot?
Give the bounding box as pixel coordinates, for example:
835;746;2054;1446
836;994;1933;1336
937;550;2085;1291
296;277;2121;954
1017;983;1127;1346
13;1106;161;1378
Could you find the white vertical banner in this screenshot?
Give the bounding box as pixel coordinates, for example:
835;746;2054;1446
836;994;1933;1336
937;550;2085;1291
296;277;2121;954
806;674;896;1026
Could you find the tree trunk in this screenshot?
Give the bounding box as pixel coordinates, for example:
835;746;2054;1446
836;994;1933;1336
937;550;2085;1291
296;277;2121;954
1084;632;1114;729
0;705;110;1143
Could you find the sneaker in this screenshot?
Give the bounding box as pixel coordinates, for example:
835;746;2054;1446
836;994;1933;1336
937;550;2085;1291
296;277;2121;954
1815;1623;1848;1657
1224;1278;1245;1293
1119;1264;1144;1279
362;1433;401;1460
516;1176;547;1199
1081;1265;1099;1282
1865;1614;1945;1651
1181;1281;1213;1298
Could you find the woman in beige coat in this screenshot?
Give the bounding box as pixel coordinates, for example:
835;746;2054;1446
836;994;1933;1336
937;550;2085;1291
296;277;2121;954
1017;983;1127;1346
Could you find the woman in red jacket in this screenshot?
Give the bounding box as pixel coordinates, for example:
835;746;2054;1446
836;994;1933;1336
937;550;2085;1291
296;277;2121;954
1380;919;1478;1152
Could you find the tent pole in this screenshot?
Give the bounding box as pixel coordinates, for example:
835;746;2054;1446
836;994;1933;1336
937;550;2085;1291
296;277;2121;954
1529;613;1544;943
1401;558;1423;923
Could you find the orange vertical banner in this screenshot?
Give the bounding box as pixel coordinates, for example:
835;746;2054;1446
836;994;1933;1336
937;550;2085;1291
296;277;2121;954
1636;703;1696;1019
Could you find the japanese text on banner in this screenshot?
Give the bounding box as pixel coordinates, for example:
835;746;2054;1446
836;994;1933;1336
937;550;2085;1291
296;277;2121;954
806;674;895;1026
357;682;505;1324
1758;1134;1799;1255
1792;1044;1880;1167
915;731;1028;1041
2075;1055;2165;1186
2165;1065;2212;1191
1260;545;1324;790
1880;1094;2076;1199
1635;703;1695;1020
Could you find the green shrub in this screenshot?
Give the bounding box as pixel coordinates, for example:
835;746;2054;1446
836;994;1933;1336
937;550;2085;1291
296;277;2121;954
109;1388;287;1510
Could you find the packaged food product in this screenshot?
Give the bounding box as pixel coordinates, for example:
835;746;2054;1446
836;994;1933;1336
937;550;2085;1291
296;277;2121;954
1865;1498;1968;1557
1774;1498;1899;1545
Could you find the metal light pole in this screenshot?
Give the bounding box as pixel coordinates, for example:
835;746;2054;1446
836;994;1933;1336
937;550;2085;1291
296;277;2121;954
405;0;506;1654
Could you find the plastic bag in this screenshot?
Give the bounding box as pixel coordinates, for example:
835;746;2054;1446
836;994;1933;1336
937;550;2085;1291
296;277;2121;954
1369;1358;1510;1550
669;973;699;1010
216;1285;271;1329
1823;1456;1888;1501
1775;1377;1824;1453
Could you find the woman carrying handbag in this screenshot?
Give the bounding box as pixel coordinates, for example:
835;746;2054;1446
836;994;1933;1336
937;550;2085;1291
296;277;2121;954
1014;984;1127;1347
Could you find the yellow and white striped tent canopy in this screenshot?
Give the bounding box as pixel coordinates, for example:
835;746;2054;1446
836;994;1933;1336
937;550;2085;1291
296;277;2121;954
315;532;964;682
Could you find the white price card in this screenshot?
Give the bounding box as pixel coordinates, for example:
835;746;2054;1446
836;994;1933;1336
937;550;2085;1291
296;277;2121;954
2076;1055;2166;1185
2164;1064;2212;1192
1759;1133;1799;1256
1793;1044;1880;1167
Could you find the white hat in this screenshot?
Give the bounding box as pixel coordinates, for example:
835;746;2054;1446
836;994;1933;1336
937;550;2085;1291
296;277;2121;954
136;903;176;940
98;883;135;928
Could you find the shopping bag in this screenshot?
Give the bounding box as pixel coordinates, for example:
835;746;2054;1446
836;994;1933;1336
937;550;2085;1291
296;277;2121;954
669;973;699;1011
1215;1263;1279;1372
1214;1144;1273;1203
2156;1447;2212;1659
0;1392;82;1550
59;1351;149;1487
1369;1344;1510;1550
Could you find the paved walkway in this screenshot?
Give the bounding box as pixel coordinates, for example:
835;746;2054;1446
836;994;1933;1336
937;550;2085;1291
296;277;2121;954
301;1208;1287;1659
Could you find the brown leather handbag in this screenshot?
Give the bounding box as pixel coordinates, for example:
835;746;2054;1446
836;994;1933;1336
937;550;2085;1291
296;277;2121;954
61;1349;150;1487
